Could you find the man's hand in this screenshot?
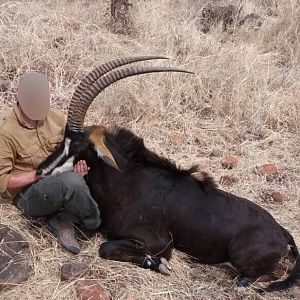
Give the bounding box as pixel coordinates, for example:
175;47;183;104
73;160;90;176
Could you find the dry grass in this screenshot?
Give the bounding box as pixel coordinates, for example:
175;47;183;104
0;0;299;299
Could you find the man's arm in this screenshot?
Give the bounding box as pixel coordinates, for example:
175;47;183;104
0;133;17;195
7;162;88;192
8;161;89;191
7;171;39;191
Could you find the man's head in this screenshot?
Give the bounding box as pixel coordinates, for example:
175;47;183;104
17;71;50;121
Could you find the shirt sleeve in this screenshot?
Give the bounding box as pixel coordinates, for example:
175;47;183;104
0;131;16;194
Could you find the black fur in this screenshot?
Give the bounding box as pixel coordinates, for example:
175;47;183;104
39;125;299;291
80;126;300;291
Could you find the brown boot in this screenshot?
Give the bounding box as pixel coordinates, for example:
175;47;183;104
47;216;80;254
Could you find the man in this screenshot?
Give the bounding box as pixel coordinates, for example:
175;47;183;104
0;71;101;254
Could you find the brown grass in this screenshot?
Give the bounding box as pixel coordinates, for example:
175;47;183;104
0;0;299;299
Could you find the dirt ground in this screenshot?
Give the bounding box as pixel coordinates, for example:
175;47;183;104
0;0;299;299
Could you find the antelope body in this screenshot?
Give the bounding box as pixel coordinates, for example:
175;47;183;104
37;57;300;291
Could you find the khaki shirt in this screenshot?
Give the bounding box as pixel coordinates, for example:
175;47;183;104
0;104;66;199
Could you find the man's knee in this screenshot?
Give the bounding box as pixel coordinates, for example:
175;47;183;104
83;214;101;230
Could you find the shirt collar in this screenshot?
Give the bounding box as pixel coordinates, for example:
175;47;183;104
13;103;43;129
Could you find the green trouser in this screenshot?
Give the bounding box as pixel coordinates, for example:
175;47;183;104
16;171;101;230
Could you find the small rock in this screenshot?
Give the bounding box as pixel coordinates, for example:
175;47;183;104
220;155;238;169
0;224;31;292
219;175;239;186
61;262;89;281
260;190;289;203
0;263;30;292
256;164;278;176
76;279;111;300
270;192;289;203
168;132;184;145
209;148;222;157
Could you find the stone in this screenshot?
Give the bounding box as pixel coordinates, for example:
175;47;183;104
256;164;278;176
61;262;89;281
0;263;30;292
0;224;31;292
269;192;289;203
220;155;238;169
260;190;289;203
76;279;111;300
219;175;239;186
168;132;185;145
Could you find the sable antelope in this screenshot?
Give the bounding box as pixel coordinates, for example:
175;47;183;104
37;56;191;176
37;56;300;291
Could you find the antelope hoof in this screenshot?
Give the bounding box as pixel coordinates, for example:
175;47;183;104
158;257;172;275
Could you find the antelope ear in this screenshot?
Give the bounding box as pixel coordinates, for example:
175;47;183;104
88;126;121;171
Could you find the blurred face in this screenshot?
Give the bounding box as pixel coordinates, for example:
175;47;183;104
17;72;50;121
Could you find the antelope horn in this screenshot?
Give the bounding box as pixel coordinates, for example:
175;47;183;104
68;56;168;128
68;66;193;132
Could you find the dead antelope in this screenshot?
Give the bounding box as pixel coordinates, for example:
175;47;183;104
37;56;299;292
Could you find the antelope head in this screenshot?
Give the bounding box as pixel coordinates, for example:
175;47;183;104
36;56;193;177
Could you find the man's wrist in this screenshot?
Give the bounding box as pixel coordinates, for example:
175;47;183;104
31;171;40;182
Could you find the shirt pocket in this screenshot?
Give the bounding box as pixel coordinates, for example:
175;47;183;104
46;134;63;152
18;144;41;170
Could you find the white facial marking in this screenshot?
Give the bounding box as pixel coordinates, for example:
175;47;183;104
52;156;75;175
41;151;67;176
41;137;72;176
64;138;71;156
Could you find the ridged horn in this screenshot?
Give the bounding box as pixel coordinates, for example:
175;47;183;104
69;56;168;127
67;66;193;132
